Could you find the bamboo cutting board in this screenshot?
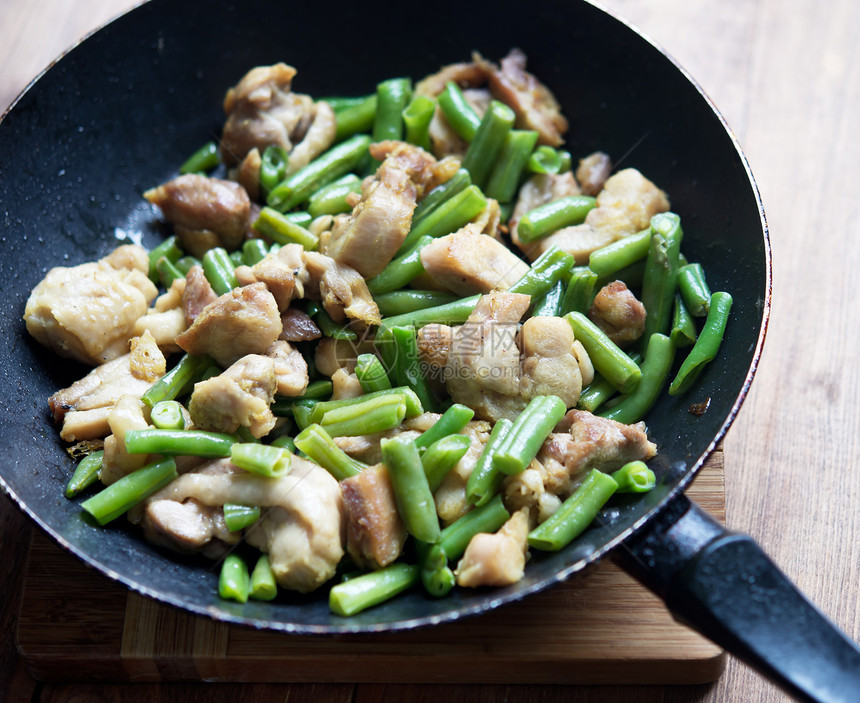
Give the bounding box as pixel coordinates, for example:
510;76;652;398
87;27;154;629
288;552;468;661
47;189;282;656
17;451;725;685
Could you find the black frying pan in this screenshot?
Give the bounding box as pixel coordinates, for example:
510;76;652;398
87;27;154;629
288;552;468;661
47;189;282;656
1;1;857;700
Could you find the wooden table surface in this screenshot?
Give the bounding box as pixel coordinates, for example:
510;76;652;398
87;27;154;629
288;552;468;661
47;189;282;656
2;0;858;701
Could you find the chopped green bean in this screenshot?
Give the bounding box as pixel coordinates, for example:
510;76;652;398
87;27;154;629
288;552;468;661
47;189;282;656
382;436;440;544
374;290;459;318
516;195;596;243
669;291;733;396
147;235;182;281
677;263;712;317
373;78;412;144
293;424;364;481
174;255;200;275
81;458;178;526
492;395;568;476
671;293;697;348
329;563;419;616
242;238;269;266
223;503;261;532
461;100;516;188
307;174;362;218
402;95;435;151
230;443;292;477
179;140;219;175
577;354;641;414
411;169;471;227
588;228;651;279
640;212;684;343
309;387;423;424
355;353;393;393
319;394;407;437
484;130;540;203
390;325;437;412
334;95;377;142
565;312;642;394
259;145;289;198
379;294;481;329
202;247;238;295
253;207;319;251
437;81;481;141
508;245;575;300
560;266;598;315
141;353;208;408
429;493;510;564
527;469;618;551
65;450;104;499
124;429;234;457
611;460;657;493
531;279;565;317
367;235;433;296
421;433;471;492
414;403;475;451
249;554;278;601
219;554;250;603
526;145;565;175
156;255;184;288
398;185;487;255
150;400;185;430
465;418;514;506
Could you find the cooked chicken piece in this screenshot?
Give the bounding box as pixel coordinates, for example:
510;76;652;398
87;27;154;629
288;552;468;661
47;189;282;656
322;141;438;278
503;463;562;523
444;292;531;421
427;105;469;159
341;464;407;570
237;147;262;202
279;306;321;342
303;251;381;326
519;316;583;408
419;225;529;296
132;305;186;354
314;336;378;377
143;497;239;559
552;409;657;479
576;151;612;196
240;243;310;311
330;368;363;400
333;430;421;466
188;353;277;438
469;196;503;240
266;340;308;397
455;508;530;588
182;264;218;325
24;245;158;366
510;172;581;253
417;324;453;374
478;49;568;147
57;407;114;443
434;420;492;524
414;61;490;98
127;329;166;381
221;63;332;168
588;281;647;347
286;100;336;173
144;174;250;257
175;282;282;367
101;396;152;485
531;169;670;263
142;455;344;592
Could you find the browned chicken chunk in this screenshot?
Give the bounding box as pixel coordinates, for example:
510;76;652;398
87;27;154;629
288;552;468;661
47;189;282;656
588;280;647;347
182;264;218;326
175;282;282;367
341;464;407;570
576;151;613;196
455;509;530;588
279;307;321;342
303;251;381;326
144;174;250;257
266;340;309;397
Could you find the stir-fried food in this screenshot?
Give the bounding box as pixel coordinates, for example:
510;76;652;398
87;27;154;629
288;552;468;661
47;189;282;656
24;50;732;614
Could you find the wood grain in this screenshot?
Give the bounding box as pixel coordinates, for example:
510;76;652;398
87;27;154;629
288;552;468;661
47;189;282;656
3;0;859;701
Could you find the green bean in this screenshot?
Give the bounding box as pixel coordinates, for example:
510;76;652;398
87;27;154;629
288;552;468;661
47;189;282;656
329;563;419;616
461;100;517;188
270;434;296;453
155;256;184;288
557;150;573;173
671;293;697;348
174;255;200;275
428;494;510;564
420;562;456;598
374;290;458;318
390;325;437;412
65;450;104;499
218;554;250;603
334;95;377;142
492;396;567;476
484;130;540;204
588;228;652;279
284;211;313;229
398;185;488;255
293;423;364;481
81;458;177;526
290;401;317;431
259;145;289;198
147;235;182;281
508;245;576;301
601;333;676;424
229;249;244;268
307;174;362;218
124;429;234;457
310;387;423;424
565;312;642;394
320;394;407;437
374;77;412;144
402;95;435;151
381;436;440;544
267;134;371;212
531;280;565;317
411;169;471;227
141;353;208;408
302;380;335;400
437;81;481;141
179;140;219;175
241;238;268;266
304;301;357;340
465;418;514;507
640;212;684;343
249;554;278;601
367;235;433;296
599;259;646;289
560;266;598;315
253;207;319;251
230;443;292;477
379;294;481;329
577;353;641;414
527;469;618;551
201;247;238;296
323;95;371;112
355;353;393;393
677;263;712;317
526;145;565;175
517;195;596;244
669;291;733;396
150;400;185;430
223;503;261;532
611;460;657;493
421;434;472;492
414;403;475;451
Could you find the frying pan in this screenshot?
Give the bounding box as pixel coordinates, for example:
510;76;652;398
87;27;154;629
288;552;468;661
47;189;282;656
1;0;858;699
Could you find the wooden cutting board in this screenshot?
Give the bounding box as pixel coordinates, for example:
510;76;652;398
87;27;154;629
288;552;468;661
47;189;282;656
16;450;725;685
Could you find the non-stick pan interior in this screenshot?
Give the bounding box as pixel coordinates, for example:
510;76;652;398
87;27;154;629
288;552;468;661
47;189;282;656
0;0;768;632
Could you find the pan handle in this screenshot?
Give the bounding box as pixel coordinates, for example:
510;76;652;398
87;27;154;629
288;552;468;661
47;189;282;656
614;494;860;702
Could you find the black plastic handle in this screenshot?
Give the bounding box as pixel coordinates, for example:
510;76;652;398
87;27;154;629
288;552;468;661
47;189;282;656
614;494;860;702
